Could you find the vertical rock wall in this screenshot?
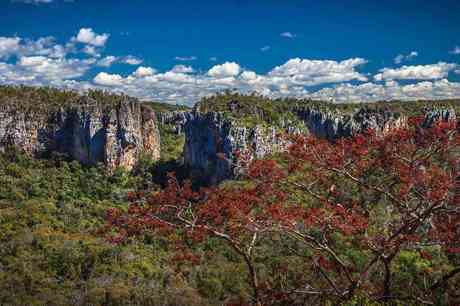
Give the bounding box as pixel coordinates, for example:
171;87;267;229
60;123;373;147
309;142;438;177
0;98;161;171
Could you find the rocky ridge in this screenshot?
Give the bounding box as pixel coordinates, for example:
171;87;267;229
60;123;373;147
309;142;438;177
0;96;161;171
176;104;457;184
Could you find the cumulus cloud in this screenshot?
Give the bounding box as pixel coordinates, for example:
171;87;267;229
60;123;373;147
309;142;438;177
121;55;142;65
240;71;257;81
76;58;371;104
133;66;156;77
82;64;460;105
374;62;457;81
82;45;100;57
310;79;460;102
73;28;109;47
0;36;69;59
280;32;296;38
16;56;94;81
450;46;460;55
0;37;21;59
171;65;194;73
93;72;124;86
268;58;368;86
1;29;459;105
96;55;143;67
97;56;118;67
23;37;70;58
208;62;241;78
394;51;418;64
0;31;145;89
0;55;93;86
175;56;197;61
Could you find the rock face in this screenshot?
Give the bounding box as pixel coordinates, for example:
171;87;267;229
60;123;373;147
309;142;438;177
423;108;457;128
183;112;287;184
296;108;407;140
157;111;192;135
0;98;160;171
182;106;457;184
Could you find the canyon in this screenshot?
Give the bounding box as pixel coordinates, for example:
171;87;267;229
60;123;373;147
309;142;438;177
0;88;457;184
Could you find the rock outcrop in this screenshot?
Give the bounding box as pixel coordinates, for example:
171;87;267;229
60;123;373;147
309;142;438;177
423;108;457;128
157;111;192;135
296;107;407;140
183;112;287;184
182;106;457;184
0;97;161;171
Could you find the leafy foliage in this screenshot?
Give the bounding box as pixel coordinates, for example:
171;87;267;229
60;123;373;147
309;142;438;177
198;91;460;121
108;117;459;305
1;86;459;305
0;150;211;306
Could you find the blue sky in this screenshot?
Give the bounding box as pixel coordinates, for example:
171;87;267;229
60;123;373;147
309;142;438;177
1;0;460;105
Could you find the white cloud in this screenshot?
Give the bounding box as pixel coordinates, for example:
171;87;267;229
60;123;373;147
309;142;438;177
1;29;459;105
93;72;124;86
133;66;156;77
171;64;194;73
22;37;69;58
268;58;368;86
160;71;195;83
240;71;257;81
280;32;296;38
260;46;270;52
82;45;100;57
310;79;460;102
209;57;217;62
16;56;94;81
208;62;241;78
121;55;142;65
449;46;460;55
73;28;109;47
0;37;21;59
0;36;69;59
175;56;197;61
394;51;418;64
97;56;118;67
0;31;141;88
374;62;457;81
96;55;143;67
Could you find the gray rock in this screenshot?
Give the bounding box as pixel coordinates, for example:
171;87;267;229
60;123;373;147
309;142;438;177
182;106;456;184
0;97;160;171
183;112;288;184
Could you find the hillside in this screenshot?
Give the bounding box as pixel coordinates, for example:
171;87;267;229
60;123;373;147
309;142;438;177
0;86;459;306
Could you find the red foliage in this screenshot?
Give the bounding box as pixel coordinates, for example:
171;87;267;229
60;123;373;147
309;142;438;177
105;116;459;305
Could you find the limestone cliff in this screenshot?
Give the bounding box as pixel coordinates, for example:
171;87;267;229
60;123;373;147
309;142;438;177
182;112;288;184
181;105;458;184
296;107;407;140
0;96;160;171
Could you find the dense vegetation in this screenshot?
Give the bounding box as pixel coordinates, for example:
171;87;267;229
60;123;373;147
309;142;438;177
0;86;459;305
109;118;460;306
0;85;137;113
0;149;241;306
198;91;460;127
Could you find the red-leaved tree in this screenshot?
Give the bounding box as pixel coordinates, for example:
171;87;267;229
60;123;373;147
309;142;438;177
106;116;459;305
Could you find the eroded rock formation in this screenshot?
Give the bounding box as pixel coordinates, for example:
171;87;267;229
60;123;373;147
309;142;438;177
181;106;458;184
0;97;160;171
